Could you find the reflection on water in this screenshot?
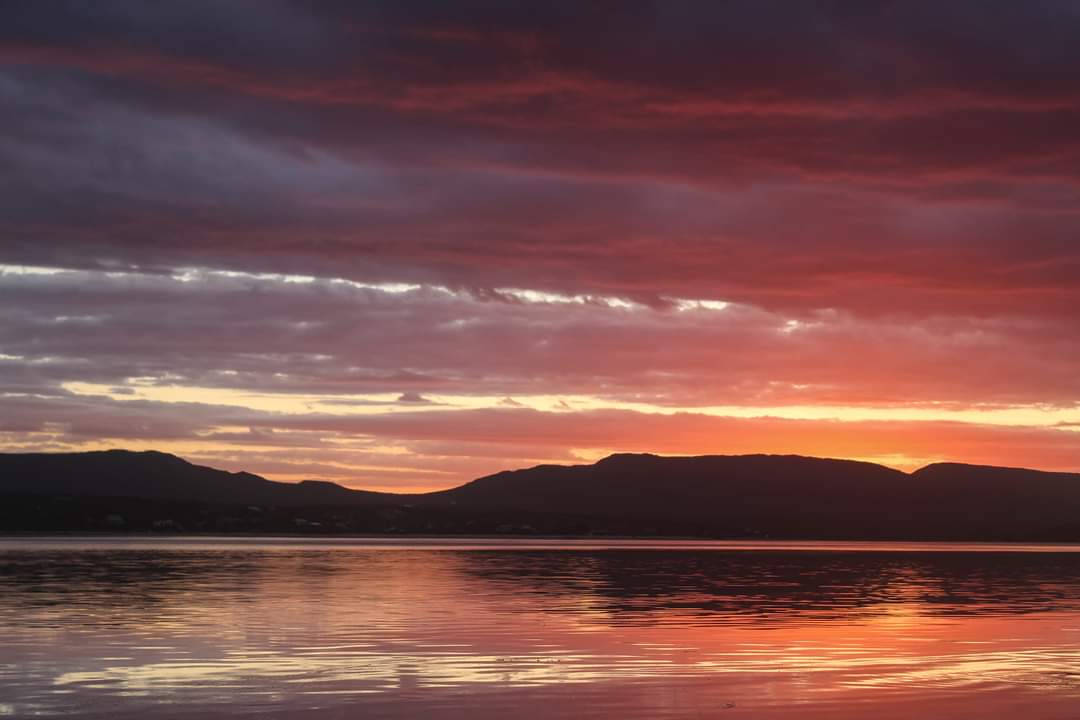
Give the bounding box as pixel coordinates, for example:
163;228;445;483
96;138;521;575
3;538;1080;719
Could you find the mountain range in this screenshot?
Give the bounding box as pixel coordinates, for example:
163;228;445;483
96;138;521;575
3;449;1080;540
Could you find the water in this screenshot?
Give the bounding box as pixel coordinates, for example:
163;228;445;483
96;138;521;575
3;538;1080;719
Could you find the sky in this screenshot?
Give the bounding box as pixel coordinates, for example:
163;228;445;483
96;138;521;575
2;1;1080;491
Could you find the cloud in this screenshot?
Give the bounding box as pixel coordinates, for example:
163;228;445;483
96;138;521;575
4;265;1080;409
397;392;432;404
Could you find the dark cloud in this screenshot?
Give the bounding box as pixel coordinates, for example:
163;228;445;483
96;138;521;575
397;392;432;404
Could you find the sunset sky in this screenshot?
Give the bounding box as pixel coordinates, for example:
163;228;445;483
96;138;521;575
3;1;1080;491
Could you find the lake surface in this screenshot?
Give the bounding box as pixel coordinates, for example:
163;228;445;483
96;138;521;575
3;538;1080;719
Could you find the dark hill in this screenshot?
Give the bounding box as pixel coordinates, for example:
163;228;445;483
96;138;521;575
0;449;395;507
431;453;1080;539
4;450;1080;540
431;453;910;537
903;462;1080;538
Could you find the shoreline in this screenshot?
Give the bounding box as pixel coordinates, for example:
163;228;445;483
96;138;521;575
4;534;1080;553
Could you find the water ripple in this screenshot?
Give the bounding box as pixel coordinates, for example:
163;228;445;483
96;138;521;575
2;538;1080;718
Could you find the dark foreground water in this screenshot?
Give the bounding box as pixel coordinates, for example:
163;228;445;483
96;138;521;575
3;538;1080;719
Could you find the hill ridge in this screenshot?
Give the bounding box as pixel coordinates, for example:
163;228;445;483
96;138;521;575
4;449;1080;540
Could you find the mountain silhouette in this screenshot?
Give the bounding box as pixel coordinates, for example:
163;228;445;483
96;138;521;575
3;450;1080;540
0;449;394;506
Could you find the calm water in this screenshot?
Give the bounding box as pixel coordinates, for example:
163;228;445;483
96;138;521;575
3;538;1080;719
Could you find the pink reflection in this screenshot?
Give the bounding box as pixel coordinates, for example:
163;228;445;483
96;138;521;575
3;539;1080;718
